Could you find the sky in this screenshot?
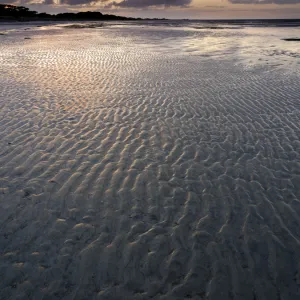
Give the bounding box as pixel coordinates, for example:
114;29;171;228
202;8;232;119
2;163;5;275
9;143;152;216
1;0;300;19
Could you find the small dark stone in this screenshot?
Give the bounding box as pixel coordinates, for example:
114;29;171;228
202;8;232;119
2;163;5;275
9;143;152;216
24;190;30;197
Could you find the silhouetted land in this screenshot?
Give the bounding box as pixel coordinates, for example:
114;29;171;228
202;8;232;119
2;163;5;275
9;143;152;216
1;4;300;25
0;4;142;21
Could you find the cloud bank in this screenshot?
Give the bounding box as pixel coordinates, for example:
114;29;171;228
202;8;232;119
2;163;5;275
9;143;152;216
1;0;300;8
106;0;192;8
228;0;300;3
0;0;192;6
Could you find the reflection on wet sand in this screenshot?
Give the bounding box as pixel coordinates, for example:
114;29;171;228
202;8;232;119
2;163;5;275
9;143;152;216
0;21;300;300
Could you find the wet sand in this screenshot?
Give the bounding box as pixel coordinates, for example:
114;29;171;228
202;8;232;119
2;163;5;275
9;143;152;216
0;23;300;300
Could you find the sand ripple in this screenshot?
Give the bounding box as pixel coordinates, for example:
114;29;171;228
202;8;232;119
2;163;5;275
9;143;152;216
0;25;300;300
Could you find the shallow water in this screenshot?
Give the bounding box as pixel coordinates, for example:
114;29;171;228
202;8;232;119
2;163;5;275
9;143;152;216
0;22;300;300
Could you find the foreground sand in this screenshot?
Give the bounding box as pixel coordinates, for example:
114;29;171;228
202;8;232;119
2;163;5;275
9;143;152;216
0;23;300;300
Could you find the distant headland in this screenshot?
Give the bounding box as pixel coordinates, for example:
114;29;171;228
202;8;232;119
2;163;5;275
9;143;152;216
1;4;299;25
0;4;167;22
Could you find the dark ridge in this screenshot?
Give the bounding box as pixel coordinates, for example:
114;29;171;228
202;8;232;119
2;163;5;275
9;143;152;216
282;38;300;41
0;4;141;21
1;4;299;25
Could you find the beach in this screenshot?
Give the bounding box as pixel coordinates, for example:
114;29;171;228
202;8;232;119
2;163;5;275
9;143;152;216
0;21;300;299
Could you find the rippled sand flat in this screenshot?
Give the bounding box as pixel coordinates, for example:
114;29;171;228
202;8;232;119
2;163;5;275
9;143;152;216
1;23;300;300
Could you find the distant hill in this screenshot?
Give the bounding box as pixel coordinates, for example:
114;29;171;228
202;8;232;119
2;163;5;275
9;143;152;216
0;4;140;21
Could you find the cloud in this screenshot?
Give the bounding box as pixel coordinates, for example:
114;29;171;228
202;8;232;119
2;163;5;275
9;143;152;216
59;0;107;5
228;0;300;3
205;5;226;9
0;0;106;5
3;0;191;6
105;0;192;8
0;0;18;3
60;0;92;4
2;0;299;9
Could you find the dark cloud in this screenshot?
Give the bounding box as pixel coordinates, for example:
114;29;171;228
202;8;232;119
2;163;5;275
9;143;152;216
60;0;105;5
0;0;104;5
205;5;226;8
43;0;55;4
0;0;17;3
60;0;91;4
228;0;300;3
1;0;299;8
106;0;192;8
